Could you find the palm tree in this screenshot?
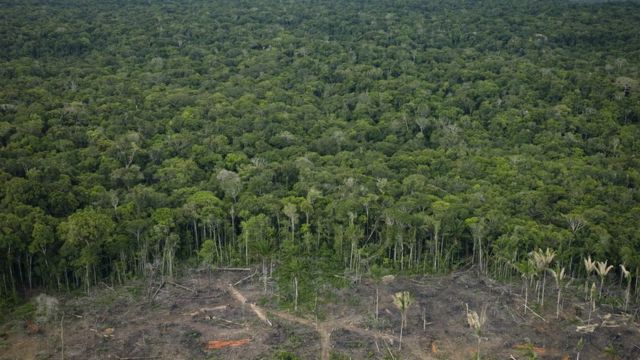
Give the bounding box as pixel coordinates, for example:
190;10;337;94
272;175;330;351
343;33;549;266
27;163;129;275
516;259;537;314
595;261;613;299
392;291;413;351
583;256;596;301
532;248;556;308
549;267;566;319
620;265;631;312
588;282;597;324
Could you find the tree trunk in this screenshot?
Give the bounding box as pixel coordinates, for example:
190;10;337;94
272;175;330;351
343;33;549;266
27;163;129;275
541;273;546;307
524;278;528;314
478;236;483;274
556;288;561;319
291;217;295;242
375;287;379;321
6;246;15;293
244;231;249;266
85;264;90;294
17;254;24;289
599;277;604;299
294;276;298;312
231;204;236;245
64;267;70;292
432;231;438;272
27;254;33;289
193;219;199;253
399;315;404;350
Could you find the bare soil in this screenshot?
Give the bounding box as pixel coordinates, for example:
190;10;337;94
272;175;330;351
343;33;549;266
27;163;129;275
1;269;639;359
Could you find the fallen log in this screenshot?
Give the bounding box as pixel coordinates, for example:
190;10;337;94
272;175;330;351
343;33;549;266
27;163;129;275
168;281;197;294
228;284;272;326
216;267;252;272
206;339;250;350
512;343;546;355
150;280;165;301
182;305;228;316
201;305;228;312
208;316;245;327
233;271;258;286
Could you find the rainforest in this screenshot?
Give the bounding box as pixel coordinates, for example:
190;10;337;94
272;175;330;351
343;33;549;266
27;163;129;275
1;0;640;358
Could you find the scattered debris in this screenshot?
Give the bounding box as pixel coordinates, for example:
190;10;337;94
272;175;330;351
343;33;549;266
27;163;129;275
249;303;272;326
100;282;116;292
205;339;251;350
5;270;640;359
513;343;546;355
25;319;40;335
34;293;60;324
100;327;115;338
382;275;395;284
523;304;546;322
576;324;598;333
207;316;245;328
168;281;197;295
183;305;228;317
150;280;165;301
600;313;631;328
233;271;258;286
431;340;438;353
228;284;272;326
201;305;228;312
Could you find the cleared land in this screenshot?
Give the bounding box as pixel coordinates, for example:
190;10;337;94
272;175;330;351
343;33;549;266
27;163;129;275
1;269;639;359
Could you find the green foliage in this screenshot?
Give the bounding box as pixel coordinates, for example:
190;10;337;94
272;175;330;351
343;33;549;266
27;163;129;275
604;343;620;359
329;353;354;360
198;240;217;266
516;342;540;360
11;302;35;320
0;294;18;323
273;351;301;360
0;0;639;306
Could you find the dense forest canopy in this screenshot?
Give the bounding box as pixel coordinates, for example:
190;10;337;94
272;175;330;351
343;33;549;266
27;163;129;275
1;0;639;310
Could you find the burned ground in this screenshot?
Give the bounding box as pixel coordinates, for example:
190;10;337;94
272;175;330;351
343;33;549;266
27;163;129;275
1;269;639;359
